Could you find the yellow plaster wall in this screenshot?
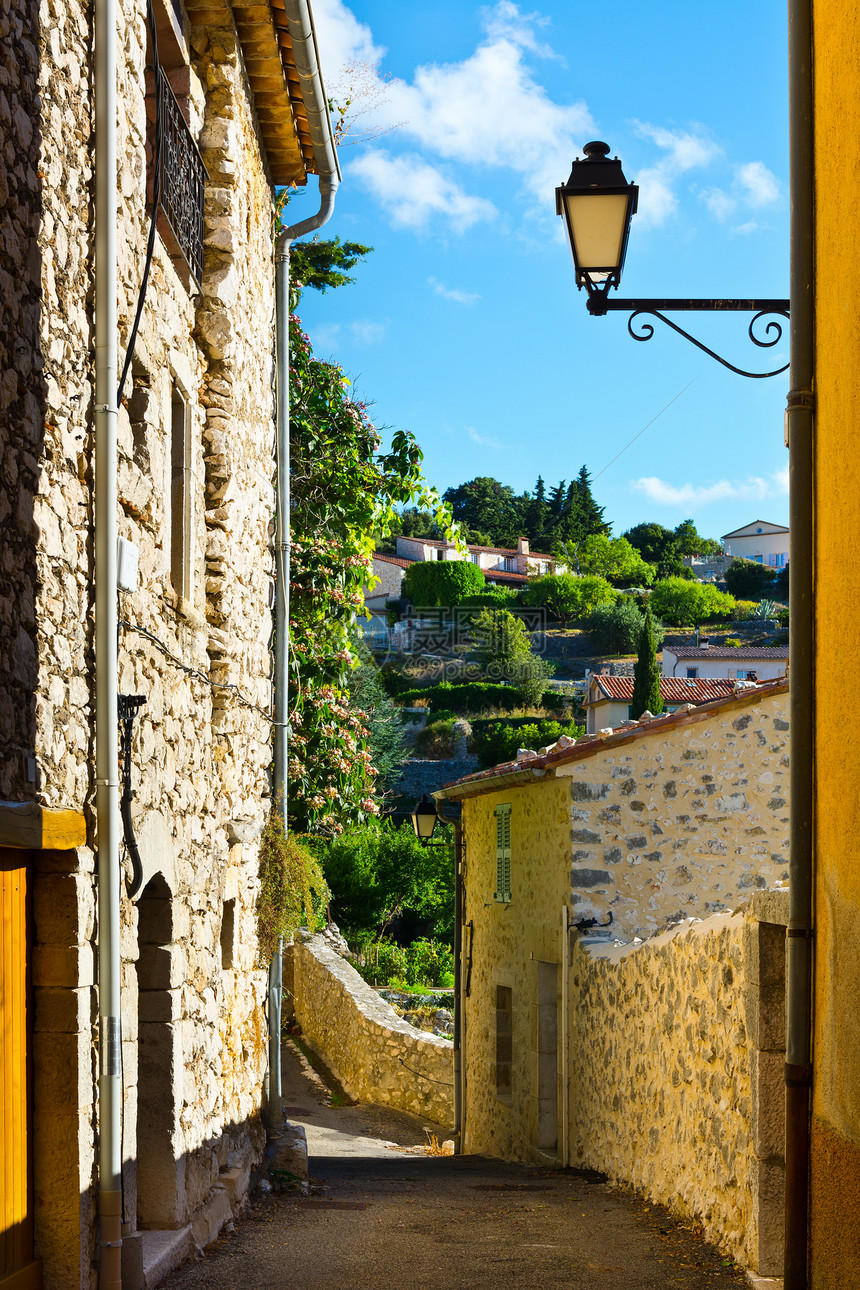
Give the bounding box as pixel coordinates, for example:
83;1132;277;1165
811;3;860;1285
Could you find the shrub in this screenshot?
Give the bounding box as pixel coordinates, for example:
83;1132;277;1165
352;938;455;990
649;577;735;627
724;636;743;647
402;559;486;608
732;599;761;622
588;600;665;655
519;573;617;625
508;652;555;708
414;717;457;758
318;821;454;941
256;815;330;966
399;681;521;714
724;557;778;600
471;718;584;769
458;587;518;609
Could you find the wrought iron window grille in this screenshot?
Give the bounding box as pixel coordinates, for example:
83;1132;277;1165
154;67;207;287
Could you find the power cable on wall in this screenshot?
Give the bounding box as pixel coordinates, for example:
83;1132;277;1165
120;619;273;721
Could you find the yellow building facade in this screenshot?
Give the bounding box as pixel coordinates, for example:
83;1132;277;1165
809;2;860;1282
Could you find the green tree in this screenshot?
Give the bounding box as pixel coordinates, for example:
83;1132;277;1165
673;518;723;559
649;578;736;627
588;600;665;655
561;533;655;586
318;821;454;940
289;235;374;295
519;573;618;626
724;558;779;600
630;607;663;719
348;655;408;795
623;521;684;578
525;475;549;549
567;465;610;542
402;559;486;608
442;476;527;545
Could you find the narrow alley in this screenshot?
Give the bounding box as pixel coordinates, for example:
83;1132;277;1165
161;1043;747;1290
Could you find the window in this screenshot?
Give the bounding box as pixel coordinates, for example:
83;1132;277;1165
436;549;444;561
170;384;192;600
470;552;480;564
686;667;698;679
495;985;513;1100
494;804;511;902
220;899;235;970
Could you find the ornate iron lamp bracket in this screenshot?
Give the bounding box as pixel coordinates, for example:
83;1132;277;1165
585;297;790;379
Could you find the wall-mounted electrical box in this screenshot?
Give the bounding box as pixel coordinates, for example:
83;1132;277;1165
117;537;140;593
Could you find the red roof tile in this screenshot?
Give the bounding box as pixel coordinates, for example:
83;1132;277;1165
373;553;412;569
592;676;742;704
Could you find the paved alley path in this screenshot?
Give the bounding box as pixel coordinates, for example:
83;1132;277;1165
162;1042;746;1290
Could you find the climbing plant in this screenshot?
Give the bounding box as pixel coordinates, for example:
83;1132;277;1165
256;812;330;966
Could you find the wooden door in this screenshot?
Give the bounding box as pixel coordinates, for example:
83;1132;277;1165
0;848;41;1287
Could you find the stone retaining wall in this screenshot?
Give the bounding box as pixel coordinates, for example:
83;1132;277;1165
288;935;454;1128
571;893;787;1275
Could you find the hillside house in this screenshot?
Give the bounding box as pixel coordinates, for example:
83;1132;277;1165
662;644;789;682
722;520;790;567
0;0;335;1284
395;534;563;587
584;672;762;733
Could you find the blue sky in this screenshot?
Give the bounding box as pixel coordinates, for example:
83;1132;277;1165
292;0;789;542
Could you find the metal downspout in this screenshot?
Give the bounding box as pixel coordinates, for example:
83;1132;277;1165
269;0;340;1133
784;0;815;1284
95;0;122;1276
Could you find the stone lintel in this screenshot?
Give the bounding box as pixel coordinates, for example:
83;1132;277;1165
0;800;86;851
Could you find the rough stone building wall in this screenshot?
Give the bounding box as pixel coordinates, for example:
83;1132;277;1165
289;936;454;1127
2;0;282;1280
571;899;787;1275
555;687;790;939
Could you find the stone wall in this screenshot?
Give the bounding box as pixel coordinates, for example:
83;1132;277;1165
571;894;787;1275
555;686;790;940
3;0;284;1280
394;756;479;805
288;935;454;1128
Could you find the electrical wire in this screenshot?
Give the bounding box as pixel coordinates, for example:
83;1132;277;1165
591;375;699;483
117;0;162;407
120;619;273;720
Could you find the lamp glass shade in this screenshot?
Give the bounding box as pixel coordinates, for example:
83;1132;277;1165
410;795;438;840
563;191;632;283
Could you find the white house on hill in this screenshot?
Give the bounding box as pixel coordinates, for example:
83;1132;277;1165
663;644;789;682
722;520;790;567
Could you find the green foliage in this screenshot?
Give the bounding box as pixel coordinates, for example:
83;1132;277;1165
402;559;486;608
317;821;454;941
256;816;330;966
347;656;408;794
441;476;526;547
440;466;609;551
469;608;532;671
775;565;789;598
508;652;555;708
471;718;584;769
724;637;743;647
649;578;736;627
731;599;762;622
414;716;458;758
560;533;654;586
287;290;456;832
631;607;663;719
458;586;518;609
724;558;778;599
519;573;618;625
588;600;665;655
351;938;455;990
289;235;373;295
672;519;723;558
399;681;521;714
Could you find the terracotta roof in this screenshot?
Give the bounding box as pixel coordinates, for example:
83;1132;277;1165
666;646;788;660
435;678;789;799
485;570;528;584
373;553;411;569
592;676;741;704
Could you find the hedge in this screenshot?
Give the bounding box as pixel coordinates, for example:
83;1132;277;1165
399;681;520;714
470;717;584;769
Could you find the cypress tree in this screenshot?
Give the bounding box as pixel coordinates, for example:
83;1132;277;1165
630;606;663;719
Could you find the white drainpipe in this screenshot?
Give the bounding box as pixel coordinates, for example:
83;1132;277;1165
268;0;340;1132
94;0;122;1277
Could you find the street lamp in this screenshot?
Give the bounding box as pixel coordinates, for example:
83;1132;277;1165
410;794;439;844
557;141;790;379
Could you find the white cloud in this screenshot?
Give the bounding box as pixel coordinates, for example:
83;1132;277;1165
699;161;781;226
350;151;497;231
631;122;722;227
308;322;341;351
467;425;506;449
306;0;385;83
428;276;480;304
350;320;387;345
737;161;780;208
630;466;789;507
